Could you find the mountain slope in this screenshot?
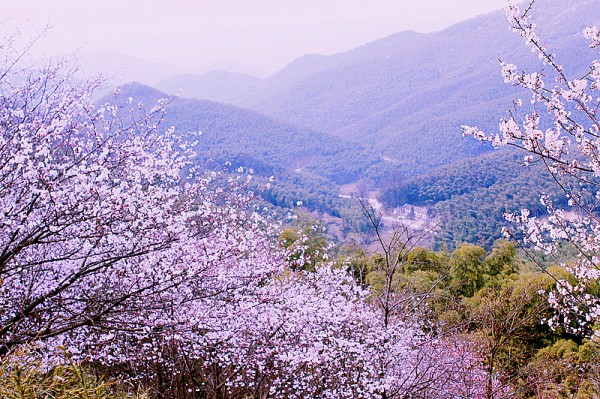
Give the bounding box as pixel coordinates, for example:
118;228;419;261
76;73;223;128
104;83;391;210
235;0;598;134
156;0;600;178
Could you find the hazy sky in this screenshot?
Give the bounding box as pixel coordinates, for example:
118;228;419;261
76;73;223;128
2;0;507;75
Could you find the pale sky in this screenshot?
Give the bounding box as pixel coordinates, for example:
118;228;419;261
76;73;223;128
1;0;507;76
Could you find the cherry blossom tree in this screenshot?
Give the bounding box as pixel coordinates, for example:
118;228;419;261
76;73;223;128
0;32;286;361
463;1;600;342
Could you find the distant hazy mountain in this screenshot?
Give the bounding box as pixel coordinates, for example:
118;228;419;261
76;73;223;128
77;52;263;90
153;0;600;176
98;0;600;248
78;51;185;86
156;71;260;103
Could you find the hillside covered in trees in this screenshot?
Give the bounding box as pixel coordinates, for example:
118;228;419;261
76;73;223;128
151;0;600;249
378;150;592;249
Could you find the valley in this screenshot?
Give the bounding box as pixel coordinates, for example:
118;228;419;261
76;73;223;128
106;0;600;250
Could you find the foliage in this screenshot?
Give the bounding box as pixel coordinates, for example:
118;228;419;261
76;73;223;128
351;236;600;398
0;350;145;399
522;339;600;398
278;215;330;271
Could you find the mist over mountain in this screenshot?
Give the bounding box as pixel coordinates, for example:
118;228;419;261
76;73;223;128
77;51;184;86
156;71;260;104
77;51;263;89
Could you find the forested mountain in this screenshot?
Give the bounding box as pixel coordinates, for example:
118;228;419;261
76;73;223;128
155;0;600;177
118;82;564;248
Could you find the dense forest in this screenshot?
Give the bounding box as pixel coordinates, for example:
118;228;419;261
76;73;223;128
378;150;589;249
